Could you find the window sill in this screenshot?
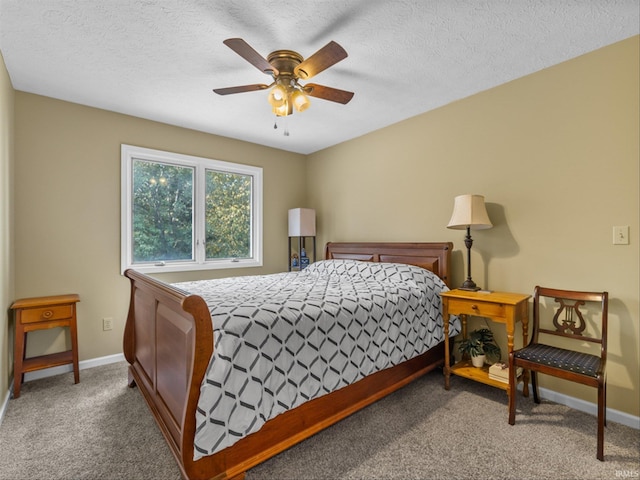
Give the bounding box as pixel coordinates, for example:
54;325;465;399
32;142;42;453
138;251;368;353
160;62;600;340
121;258;263;275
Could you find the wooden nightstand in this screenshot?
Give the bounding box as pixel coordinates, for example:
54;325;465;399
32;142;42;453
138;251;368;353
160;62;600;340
440;289;531;395
11;294;80;398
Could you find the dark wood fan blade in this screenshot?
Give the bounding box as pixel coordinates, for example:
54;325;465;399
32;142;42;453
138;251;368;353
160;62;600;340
304;83;354;104
294;41;348;80
213;84;269;95
223;38;278;75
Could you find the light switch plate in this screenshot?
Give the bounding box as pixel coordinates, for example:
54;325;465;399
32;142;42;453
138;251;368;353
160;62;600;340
613;226;629;245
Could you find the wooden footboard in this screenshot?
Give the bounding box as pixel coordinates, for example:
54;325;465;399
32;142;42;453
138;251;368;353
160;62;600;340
123;269;215;477
123;242;452;480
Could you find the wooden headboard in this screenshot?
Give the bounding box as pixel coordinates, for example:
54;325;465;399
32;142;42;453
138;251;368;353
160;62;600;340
324;242;452;287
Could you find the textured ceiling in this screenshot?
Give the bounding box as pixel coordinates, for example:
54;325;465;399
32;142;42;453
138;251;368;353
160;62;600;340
0;1;638;154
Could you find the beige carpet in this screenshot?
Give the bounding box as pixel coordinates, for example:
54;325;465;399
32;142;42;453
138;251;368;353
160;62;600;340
0;361;638;480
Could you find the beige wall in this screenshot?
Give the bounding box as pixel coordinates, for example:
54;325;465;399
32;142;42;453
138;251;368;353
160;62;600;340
0;51;15;407
307;37;639;416
13;94;306;361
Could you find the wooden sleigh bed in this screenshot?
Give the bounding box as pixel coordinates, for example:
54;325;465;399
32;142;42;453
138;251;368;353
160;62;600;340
123;241;452;480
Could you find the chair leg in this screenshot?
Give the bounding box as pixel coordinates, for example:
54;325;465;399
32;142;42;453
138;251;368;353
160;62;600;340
531;371;540;404
508;354;517;425
604;381;607;427
597;382;605;461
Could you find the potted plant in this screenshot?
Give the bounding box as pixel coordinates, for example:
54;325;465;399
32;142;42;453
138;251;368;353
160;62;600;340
457;327;501;368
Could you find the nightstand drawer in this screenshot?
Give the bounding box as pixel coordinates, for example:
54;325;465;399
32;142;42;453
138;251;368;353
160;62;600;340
21;305;74;324
446;298;505;319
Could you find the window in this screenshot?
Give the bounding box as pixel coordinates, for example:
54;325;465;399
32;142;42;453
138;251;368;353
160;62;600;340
121;145;262;274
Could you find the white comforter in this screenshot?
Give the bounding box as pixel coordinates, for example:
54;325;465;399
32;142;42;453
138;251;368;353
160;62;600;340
173;259;460;459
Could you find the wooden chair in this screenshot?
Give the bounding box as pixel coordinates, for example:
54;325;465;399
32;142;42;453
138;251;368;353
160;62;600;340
508;286;608;461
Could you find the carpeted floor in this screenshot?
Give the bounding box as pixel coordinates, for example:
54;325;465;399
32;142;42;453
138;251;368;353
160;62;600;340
0;361;638;480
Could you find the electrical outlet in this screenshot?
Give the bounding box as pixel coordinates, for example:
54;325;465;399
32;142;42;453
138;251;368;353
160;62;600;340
613;226;629;245
103;317;113;331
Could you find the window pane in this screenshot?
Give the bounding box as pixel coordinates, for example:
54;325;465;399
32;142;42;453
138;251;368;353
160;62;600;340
205;170;252;259
122;144;262;273
132;159;194;263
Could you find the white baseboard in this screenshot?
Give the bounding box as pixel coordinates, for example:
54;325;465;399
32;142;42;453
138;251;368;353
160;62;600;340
20;352;125;382
515;382;640;429
536;385;640;430
0;352;125;427
0;388;10;429
2;357;639;431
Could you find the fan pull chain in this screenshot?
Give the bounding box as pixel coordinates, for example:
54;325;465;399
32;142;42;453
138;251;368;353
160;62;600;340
273;116;290;136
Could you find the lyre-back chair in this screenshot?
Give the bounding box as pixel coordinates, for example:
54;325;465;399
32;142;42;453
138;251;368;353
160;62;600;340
508;286;608;461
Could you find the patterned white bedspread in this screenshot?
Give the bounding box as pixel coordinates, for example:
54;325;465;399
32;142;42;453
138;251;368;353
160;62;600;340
173;259;460;460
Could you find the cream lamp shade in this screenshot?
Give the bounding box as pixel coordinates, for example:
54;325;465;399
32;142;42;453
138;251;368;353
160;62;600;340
288;208;316;237
447;194;493;230
446;194;492;291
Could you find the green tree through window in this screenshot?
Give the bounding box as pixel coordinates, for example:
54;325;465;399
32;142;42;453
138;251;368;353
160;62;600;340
121;144;263;274
205;170;252;259
132;160;194;263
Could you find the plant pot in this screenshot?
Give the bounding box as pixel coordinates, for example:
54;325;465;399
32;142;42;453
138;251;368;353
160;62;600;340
471;354;486;368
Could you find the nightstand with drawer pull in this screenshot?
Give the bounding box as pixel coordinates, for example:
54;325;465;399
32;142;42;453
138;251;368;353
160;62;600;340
440;289;531;396
11;294;80;398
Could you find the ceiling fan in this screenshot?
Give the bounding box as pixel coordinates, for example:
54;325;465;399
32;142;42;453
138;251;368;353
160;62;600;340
213;38;354;117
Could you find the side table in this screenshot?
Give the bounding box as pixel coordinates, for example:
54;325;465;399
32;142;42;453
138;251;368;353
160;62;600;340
440;289;531;396
11;294;80;398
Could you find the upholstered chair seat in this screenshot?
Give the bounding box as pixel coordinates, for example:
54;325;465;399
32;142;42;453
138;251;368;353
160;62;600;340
513;344;602;377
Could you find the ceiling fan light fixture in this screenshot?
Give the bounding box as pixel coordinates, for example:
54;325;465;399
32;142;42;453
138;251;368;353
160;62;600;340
268;84;287;108
291;90;310;112
273;101;292;117
215;38;353;121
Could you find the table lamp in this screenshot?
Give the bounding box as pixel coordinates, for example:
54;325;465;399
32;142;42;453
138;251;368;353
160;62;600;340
447;194;492;291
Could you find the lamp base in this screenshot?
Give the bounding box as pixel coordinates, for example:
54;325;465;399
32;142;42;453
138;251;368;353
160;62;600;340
459;278;481;291
458;228;482;291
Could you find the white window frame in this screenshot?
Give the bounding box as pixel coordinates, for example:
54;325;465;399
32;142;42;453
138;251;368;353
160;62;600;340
121;144;263;274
